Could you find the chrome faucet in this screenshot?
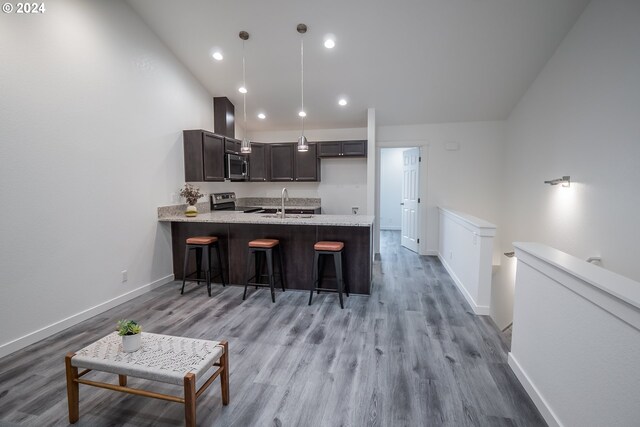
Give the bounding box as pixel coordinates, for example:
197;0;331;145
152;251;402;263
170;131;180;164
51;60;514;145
280;187;289;219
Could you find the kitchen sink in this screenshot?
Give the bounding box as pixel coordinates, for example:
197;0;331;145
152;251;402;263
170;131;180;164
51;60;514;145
261;214;314;219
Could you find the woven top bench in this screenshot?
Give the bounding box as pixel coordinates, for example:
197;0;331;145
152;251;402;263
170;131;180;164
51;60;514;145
71;332;224;386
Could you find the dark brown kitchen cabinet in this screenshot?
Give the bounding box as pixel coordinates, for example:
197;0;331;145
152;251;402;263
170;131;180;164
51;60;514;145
183;130;224;182
224;137;242;155
248;143;269;181
295;143;320;181
317;140;367;158
269;143;295;181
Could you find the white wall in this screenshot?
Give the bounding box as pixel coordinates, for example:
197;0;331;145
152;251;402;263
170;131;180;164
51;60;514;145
492;0;640;329
438;208;496;315
509;243;640;427
0;0;213;356
379;148;404;229
377;121;506;257
196;127;368;215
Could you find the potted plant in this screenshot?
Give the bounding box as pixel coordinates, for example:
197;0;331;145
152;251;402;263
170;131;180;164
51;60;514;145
117;320;142;353
180;184;205;217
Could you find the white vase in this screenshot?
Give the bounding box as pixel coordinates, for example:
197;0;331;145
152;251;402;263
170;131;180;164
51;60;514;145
185;205;198;217
122;333;141;353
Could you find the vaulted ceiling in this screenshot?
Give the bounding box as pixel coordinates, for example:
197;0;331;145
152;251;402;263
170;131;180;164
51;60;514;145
127;0;590;131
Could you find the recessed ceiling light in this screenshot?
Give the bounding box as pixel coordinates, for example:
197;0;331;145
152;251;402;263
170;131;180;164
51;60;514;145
212;51;223;61
238;86;247;94
258;113;266;119
324;34;336;49
338;98;348;106
298;111;307;117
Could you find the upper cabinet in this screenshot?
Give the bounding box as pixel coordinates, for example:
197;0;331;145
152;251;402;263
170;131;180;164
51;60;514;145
184;133;345;182
248;143;269;182
269;143;295;181
318;140;367;158
295;143;320;181
224;137;242;155
183;130;225;182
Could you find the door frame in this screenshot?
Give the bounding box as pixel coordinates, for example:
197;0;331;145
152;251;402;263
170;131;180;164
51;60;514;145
375;141;429;255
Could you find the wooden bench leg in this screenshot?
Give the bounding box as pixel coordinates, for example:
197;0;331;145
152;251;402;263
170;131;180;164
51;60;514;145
184;373;196;427
65;352;79;424
220;340;229;406
118;375;127;386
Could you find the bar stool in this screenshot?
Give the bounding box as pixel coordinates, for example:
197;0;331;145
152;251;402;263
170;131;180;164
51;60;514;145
243;239;285;303
309;241;350;309
182;236;226;297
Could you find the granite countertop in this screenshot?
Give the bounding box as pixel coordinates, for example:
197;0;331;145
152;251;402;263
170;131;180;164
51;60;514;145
158;211;374;227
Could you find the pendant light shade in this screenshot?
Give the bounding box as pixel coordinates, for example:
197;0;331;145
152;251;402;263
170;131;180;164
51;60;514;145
239;30;251;154
297;135;308;152
297;24;308;152
241;138;251;153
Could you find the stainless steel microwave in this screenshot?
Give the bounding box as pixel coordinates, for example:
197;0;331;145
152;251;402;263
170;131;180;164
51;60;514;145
225;154;248;181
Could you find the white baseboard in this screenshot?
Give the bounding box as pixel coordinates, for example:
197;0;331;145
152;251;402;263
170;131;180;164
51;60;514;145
0;274;174;359
380;226;401;231
425;250;438;256
437;253;490;315
508;353;562;427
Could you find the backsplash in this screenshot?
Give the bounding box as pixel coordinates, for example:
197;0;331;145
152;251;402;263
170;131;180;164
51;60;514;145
237;197;321;207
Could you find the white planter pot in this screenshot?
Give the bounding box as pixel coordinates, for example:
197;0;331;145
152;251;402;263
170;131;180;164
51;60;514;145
185;205;198;217
122;333;141;353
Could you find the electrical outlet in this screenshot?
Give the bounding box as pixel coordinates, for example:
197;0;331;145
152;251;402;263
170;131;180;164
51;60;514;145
121;270;128;283
352;207;359;215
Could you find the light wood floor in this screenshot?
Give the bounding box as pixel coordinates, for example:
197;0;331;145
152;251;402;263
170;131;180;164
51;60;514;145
0;231;544;426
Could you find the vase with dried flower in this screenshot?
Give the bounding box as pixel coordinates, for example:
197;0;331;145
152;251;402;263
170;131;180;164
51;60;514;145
180;184;204;217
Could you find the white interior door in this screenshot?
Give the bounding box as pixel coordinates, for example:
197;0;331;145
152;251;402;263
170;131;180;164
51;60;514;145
401;148;420;252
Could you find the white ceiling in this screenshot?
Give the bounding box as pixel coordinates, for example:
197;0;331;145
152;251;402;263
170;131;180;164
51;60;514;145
126;0;589;131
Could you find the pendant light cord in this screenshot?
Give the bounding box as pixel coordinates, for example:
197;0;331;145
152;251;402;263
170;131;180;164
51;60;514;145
242;40;247;131
300;34;305;136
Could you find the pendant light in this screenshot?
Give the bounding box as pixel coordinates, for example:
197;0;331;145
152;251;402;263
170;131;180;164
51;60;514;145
239;30;252;154
297;24;309;152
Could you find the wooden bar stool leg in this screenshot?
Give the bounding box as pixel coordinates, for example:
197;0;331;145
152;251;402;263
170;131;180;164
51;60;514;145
65;353;79;423
183;373;196;427
220;341;230;406
181;247;190;295
243;248;253;300
266;249;275;303
118;374;127;386
335;252;344;309
309;251;320;305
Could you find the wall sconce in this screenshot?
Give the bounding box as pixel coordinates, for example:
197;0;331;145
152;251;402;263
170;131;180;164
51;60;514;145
544;175;570;187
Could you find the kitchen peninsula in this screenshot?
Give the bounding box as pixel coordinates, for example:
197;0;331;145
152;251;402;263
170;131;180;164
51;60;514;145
158;208;374;295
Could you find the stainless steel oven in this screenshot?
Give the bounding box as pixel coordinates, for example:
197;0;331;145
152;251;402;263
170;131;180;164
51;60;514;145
225;154;248;181
210;192;263;212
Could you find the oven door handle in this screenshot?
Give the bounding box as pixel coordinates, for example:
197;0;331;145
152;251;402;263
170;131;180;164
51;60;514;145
242;161;248;177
